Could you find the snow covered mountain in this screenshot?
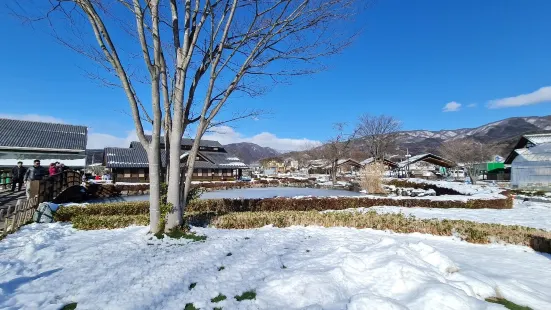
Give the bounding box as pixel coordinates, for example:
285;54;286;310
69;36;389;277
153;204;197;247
398;115;551;155
223;142;280;164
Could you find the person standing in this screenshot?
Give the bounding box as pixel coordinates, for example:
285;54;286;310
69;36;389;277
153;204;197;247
48;163;57;176
11;161;26;192
24;160;46;199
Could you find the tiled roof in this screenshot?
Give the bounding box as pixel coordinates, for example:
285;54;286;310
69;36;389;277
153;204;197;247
144;135;223;148
0;118;87;151
397;153;455;168
105;141;248;169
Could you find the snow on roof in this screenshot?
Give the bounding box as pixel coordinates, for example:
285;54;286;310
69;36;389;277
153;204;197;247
525;133;551;145
514;143;551;162
360;158;376;165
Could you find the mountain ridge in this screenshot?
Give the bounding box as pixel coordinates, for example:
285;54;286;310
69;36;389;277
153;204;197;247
223;115;551;164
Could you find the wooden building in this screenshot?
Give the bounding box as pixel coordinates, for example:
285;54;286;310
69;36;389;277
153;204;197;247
0;118;87;187
104;138;248;183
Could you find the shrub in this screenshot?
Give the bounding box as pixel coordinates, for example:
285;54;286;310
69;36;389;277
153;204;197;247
187;195;513;213
55;201;149;222
72;214;149;230
210;211;551;253
359;162;386;194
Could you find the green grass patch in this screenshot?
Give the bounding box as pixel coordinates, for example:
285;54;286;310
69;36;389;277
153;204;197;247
188;282;197;290
155;228;207;241
60;303;77;310
218;266;225;271
211;294;227;303
184;303;198;310
486;298;532;310
72;214;148;230
235;290;256;301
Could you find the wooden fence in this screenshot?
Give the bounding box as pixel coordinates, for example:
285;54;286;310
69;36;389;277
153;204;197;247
0;198;38;236
0;170;81;237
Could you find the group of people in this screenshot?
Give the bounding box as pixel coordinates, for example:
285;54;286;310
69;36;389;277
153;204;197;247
48;162;69;176
10;160;70;198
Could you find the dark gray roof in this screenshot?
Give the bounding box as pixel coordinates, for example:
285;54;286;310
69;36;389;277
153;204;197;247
105;146;165;168
144;135;223;148
0;118;87;151
105;142;248;169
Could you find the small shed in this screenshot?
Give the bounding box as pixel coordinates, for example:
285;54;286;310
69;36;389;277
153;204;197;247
511;143;551;190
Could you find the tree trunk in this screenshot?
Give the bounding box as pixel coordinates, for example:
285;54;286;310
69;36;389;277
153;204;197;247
164;133;170;184
147;143;162;233
182;123;205;212
165;121;184;230
467;167;477;185
331;160;338;185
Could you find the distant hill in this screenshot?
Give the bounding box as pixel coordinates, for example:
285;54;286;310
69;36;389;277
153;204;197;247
397;115;551;155
223;142;280;164
272;115;551;162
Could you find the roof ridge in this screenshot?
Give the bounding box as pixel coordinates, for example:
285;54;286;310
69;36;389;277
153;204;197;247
0;118;87;129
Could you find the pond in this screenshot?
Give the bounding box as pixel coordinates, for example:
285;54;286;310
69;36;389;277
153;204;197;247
200;187;365;199
87;187;364;204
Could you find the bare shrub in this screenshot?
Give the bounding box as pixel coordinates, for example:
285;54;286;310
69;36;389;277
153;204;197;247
359;162;387;194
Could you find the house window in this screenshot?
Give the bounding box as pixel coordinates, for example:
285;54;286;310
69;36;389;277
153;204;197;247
138;169;145;177
213;147;218;151
124;169;131;177
217;169;222;176
197;169;203;176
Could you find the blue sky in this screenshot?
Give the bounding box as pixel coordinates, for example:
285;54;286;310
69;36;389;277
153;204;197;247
1;0;551;150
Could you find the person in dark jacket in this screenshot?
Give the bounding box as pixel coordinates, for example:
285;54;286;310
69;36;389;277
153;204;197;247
24;160;47;199
11;161;26;192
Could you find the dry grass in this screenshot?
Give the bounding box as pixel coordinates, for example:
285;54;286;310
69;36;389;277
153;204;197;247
210;211;551;252
359;162;387;194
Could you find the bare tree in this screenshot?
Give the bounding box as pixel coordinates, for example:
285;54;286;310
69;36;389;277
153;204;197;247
11;0;362;232
438;139;496;184
357;114;401;160
320;123;357;184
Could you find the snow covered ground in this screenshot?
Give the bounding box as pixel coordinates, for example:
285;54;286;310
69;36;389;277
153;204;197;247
326;199;551;231
1;224;551;310
387;178;505;197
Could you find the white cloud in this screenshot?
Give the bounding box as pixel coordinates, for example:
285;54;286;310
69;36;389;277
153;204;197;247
0;114;65;124
202;126;322;151
467;103;477;108
487;86;551;109
442;101;461;112
87;131;140;149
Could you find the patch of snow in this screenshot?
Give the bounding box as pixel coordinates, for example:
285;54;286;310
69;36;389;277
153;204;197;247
326;199;551;231
1;224;550;309
387;178;505;198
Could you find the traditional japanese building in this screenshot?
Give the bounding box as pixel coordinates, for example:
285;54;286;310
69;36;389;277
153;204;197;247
104;138;248;182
